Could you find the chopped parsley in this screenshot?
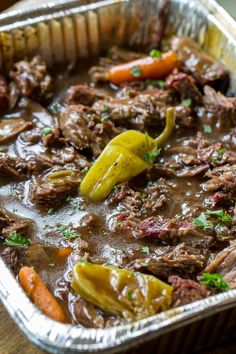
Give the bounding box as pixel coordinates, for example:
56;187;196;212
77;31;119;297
81;166;89;174
141;246;150;254
193;212;212;229
181;98;192;107
47;208;54;215
205;210;232;224
131;66;142;78
149;49;162;59
66;195;74;202
103;104;110;113
112;185;120;194
201;273;229;292
211;156;218;163
194;210;232;229
57;225;79;239
203;124;212;134
4;232;30;247
144;149;161;164
128;290;135;299
42;126;53;136
157;80;165;89
218;147;227;155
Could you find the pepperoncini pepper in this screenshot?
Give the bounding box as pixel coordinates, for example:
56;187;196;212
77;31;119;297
80;107;175;201
72;262;173;320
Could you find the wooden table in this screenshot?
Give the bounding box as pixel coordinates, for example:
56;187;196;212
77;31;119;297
0;1;236;353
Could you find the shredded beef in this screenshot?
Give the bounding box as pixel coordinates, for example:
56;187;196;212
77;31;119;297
166;70;202;107
134;216;204;240
29;168;82;205
203;85;236;128
10;56;53;102
93;89;193;130
0;208;30;238
202;165;236;195
59;104;121;157
171;36;229;91
127;243;208;280
0;154;35;178
65;84;107;106
204;241;236;289
168;275;211;307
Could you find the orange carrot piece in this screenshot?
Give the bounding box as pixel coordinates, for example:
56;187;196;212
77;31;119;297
57;247;73;261
107;51;179;84
19;266;67;323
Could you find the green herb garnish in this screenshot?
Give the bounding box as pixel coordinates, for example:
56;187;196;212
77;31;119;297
103;104;110;113
193;212;212;229
201;273;229;292
66;195;73;202
128;290;135;298
157;79;165;89
149;49;162;59
4;232;30;247
42;126;53;136
144;149;161;164
131;66;142;78
181;98;192;107
205;210;232;224
211;157;218;163
218;147;227;155
203;125;212;134
47;208;54;215
141;246;150;254
58;225;79;239
81;166;89;174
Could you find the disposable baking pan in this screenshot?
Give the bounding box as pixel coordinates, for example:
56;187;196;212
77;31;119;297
0;0;236;353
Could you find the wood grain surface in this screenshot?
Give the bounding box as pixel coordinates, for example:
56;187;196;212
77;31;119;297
0;1;236;354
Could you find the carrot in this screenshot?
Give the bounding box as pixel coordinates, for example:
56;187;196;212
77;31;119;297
18;266;67;323
107;51;179;84
57;247;73;261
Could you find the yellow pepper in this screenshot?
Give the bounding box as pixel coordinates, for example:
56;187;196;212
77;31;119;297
72;262;173;320
80;107;175;201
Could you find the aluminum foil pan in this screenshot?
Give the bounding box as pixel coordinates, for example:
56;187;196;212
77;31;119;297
1;0;236;353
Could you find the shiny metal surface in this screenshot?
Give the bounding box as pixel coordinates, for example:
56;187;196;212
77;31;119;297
0;1;236;353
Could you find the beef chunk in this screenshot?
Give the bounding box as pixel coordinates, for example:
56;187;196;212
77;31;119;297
0;153;40;178
204;241;236;289
10;56;53;101
202;165;236;195
148;243;208;278
0;75;9;111
0;118;33;143
171;36;229;91
59;104;121;157
108;179;172;218
65;84;106;106
71;296;124;328
166;70;203;107
1;247;22;274
127;243;208;280
41;126;66;147
169;275;211;307
0;208;30;238
93;89;193;130
29;168;82;205
134;216;204;240
203;85;236;128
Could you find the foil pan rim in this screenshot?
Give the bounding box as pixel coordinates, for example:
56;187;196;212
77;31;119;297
1;254;236;353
